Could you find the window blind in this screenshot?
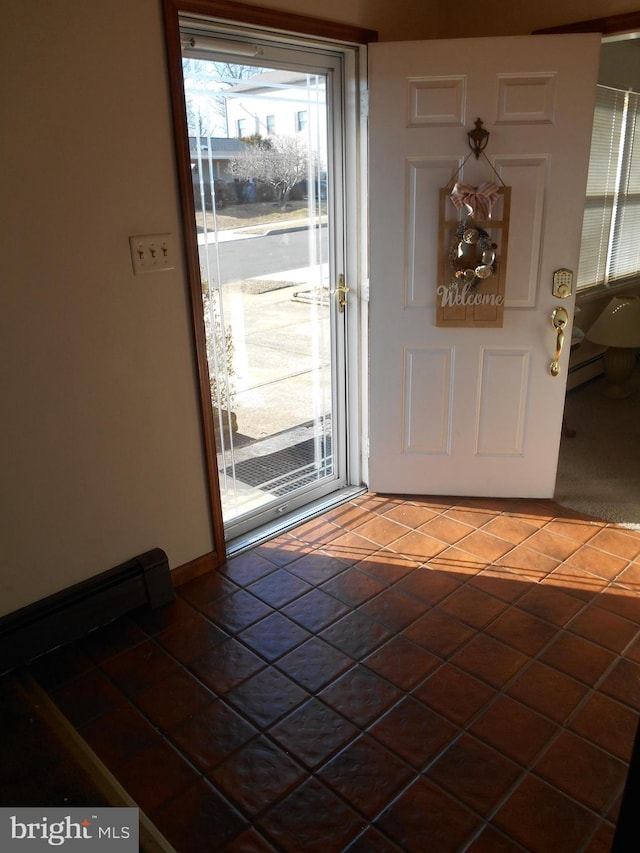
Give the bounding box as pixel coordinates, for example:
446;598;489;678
577;85;640;291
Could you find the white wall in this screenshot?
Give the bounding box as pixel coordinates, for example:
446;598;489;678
256;0;638;40
600;39;640;91
0;0;630;616
0;0;214;615
437;0;638;37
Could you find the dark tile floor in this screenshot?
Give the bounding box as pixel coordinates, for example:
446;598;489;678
26;494;640;852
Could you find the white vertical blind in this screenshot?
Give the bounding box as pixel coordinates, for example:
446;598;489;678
609;90;640;284
577;85;640;291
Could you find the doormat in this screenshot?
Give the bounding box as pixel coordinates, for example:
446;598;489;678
226;436;333;497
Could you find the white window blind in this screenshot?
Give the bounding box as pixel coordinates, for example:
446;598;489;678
577;85;640;291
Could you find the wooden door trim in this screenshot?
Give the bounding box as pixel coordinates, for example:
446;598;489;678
534;11;640;35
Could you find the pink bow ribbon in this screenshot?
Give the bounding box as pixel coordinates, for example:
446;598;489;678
450;181;500;221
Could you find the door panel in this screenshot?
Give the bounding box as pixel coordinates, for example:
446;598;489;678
368;34;601;497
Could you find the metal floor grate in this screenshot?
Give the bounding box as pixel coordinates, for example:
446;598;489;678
224;435;333;497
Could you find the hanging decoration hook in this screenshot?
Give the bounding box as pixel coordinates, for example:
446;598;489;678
468;118;489;160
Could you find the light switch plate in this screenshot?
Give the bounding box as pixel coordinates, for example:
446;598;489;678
129;233;175;275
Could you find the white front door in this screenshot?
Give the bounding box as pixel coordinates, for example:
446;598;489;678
368;34;601;497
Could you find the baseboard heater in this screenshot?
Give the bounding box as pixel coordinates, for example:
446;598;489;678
567;352;604;391
0;548;175;676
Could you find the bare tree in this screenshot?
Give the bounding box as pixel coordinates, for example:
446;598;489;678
231;135;313;205
183;59;264;137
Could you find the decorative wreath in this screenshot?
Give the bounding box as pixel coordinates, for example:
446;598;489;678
447;219;497;291
446;179;500;291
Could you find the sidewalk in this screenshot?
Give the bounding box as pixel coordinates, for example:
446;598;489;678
197;216;327;245
216;268;332;521
196;212;333;521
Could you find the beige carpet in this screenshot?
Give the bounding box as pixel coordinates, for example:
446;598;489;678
554;363;640;529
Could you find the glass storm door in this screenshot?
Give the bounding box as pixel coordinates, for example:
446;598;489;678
180;28;348;541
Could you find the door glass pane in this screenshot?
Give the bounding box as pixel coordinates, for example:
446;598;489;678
181;52;338;534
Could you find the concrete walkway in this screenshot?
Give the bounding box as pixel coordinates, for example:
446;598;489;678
197;216;327;245
196;212;334;522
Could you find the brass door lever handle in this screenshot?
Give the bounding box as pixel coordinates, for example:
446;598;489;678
331;274;349;313
550;307;569;376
